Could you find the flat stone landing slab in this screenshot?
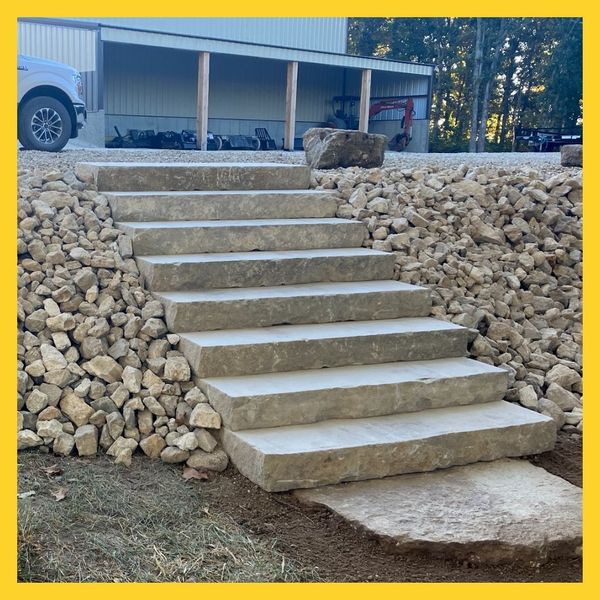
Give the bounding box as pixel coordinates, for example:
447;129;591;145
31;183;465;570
295;459;581;565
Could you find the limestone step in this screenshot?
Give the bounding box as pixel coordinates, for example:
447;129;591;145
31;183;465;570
156;280;431;332
106;189;338;222
76;162;311;192
202;357;508;430
179;317;470;377
137;247;396;291
221;401;556;491
295;459;582;564
118;218;366;255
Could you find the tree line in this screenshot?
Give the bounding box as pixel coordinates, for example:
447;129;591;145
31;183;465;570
348;18;582;152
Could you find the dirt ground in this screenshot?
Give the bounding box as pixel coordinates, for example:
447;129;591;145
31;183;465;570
17;431;581;583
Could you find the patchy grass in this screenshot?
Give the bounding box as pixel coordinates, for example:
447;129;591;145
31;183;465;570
17;452;319;582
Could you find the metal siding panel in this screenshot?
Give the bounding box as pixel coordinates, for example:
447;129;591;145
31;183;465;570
296;63;344;122
209;54;287;120
105;43;197;118
99;26;433;76
106;44;293;122
370;72;430;121
75;17;347;53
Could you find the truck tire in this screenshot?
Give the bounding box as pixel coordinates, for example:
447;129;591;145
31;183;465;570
18;96;72;152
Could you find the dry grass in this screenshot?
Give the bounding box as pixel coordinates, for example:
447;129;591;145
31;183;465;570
17;452;319;582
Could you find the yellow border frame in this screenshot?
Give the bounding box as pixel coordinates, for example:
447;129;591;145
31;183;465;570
3;3;595;597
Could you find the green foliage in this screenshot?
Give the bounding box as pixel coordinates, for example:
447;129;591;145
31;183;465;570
348;18;582;152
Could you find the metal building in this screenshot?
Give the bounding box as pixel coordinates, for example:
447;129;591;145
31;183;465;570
17;18;433;152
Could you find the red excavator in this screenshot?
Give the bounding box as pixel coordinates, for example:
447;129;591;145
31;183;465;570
326;96;415;151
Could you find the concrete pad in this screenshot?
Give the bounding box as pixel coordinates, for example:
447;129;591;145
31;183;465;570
117;218;366;254
76;162;311;191
296;459;582;565
106;189;338;221
179;317;470;377
222;401;556;491
136;247;396;291
157;280;431;331
202;357;508;430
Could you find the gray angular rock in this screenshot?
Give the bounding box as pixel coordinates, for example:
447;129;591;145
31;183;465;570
546;383;578;411
60;392;94;427
139;433;166;458
163;356;191;382
189;403;221;429
187;449;229;472
561;145;582;167
83;356;123;383
53;432;75;456
160;446;189;463
18;429;44;450
25;389;49;414
105;411;125;439
174;431;198;451
40;343;68;371
36;418;63;439
107;436;138;457
303;128;388;169
538;398;567;429
74;424;98;456
122;365;143;393
194;428;218;453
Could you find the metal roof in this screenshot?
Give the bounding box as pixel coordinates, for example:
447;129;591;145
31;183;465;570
99;24;434;77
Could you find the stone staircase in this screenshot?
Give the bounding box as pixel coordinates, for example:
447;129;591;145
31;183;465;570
79;162;557;493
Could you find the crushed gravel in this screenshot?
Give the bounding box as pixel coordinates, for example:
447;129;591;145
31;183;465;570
18;148;565;176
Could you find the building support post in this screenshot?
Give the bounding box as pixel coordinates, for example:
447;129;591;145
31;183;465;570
196;51;210;151
358;68;372;133
284;61;299;151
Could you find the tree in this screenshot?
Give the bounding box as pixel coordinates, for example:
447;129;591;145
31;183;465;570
347;17;582;152
468;18;485;152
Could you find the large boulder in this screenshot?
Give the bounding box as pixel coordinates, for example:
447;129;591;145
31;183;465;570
303;128;388;169
561;144;583;167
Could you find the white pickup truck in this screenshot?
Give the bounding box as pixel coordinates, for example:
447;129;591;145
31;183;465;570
17;54;87;152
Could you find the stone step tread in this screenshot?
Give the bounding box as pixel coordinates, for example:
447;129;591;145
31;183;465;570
223;401;556;490
156;280;425;302
122;217;366;254
159;280;430;332
77;162;311;192
137;247;395;291
227;401;549;454
294;459;582;564
81;161;307;168
118;217;362;230
203;356;504;398
138;246;393;265
203;357;508;430
106;189;338;221
180;317;468;377
105;189;333;198
180;317;463;348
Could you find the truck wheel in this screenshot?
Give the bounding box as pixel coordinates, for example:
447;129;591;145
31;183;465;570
18;96;72;152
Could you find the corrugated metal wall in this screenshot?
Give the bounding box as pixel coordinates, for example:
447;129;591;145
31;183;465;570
105;43;430;121
17;20;100;111
77;17;347;54
340;69;429;121
104;42;431;151
370;71;429;120
105;43;346;122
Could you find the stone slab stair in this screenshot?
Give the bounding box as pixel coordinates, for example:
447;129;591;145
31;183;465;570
80;161;556;494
